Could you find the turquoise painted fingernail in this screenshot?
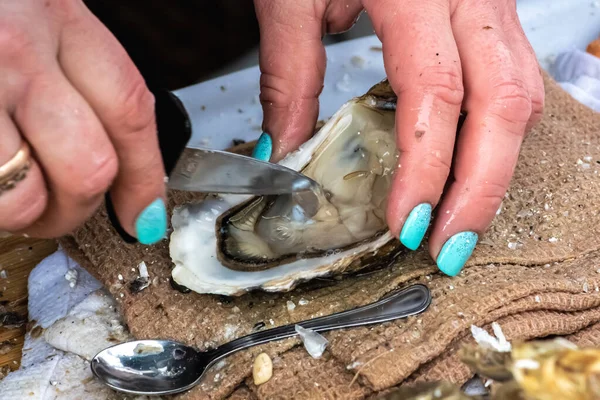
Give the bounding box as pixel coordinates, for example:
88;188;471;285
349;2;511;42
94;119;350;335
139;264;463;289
252;132;272;161
436;231;478;277
135;198;167;245
399;203;431;250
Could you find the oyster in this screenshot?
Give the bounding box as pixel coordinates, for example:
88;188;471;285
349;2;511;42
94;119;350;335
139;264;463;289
169;81;402;296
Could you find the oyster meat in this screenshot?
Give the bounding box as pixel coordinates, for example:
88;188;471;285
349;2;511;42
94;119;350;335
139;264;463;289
169;81;402;296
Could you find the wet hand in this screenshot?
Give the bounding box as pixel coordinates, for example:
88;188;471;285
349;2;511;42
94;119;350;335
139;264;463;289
0;0;167;244
253;0;544;276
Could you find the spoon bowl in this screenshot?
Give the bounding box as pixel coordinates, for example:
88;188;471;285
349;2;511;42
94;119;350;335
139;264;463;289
92;339;208;395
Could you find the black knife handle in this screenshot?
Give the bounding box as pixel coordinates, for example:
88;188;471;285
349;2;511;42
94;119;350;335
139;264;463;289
105;89;192;244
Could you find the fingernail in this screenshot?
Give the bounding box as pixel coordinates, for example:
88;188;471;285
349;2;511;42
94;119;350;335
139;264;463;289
399;203;431;250
436;231;478;277
135;198;167;245
252;132;272;161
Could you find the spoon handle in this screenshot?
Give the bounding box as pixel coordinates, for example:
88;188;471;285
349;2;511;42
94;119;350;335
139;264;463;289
209;283;431;361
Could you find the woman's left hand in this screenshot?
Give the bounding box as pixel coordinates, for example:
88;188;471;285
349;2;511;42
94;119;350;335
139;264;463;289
252;0;544;276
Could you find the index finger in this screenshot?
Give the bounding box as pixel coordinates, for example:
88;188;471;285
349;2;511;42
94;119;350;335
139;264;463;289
253;0;327;162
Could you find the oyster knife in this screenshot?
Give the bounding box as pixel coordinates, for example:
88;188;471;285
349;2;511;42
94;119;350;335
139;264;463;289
105;89;317;244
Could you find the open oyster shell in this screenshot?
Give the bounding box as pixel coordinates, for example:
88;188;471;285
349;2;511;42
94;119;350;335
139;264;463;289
169;80;404;296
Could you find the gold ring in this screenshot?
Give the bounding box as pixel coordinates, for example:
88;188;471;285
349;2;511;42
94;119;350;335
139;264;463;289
0;142;31;196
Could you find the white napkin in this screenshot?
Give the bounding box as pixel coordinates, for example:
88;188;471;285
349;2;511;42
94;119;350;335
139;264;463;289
0;249;157;400
549;48;600;112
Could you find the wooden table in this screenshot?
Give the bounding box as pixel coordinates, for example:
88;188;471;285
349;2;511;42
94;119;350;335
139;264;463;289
0;236;57;377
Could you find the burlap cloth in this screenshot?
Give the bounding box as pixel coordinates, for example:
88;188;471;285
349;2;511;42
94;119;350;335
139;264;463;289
59;73;600;399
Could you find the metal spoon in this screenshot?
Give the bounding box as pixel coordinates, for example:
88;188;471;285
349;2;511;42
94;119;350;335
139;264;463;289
91;284;431;396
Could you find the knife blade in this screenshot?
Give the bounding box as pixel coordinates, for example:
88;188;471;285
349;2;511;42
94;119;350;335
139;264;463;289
105;89;318;243
167;147;316;196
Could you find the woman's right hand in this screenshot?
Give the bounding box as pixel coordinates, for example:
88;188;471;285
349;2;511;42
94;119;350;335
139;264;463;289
0;0;168;245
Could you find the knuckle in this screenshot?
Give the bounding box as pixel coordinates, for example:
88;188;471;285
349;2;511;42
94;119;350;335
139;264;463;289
112;76;156;135
259;73;290;107
68;154;118;202
488;80;533;129
49;0;85;22
120;169;161;197
421;149;452;178
0;22;33;57
325;10;361;34
412;65;465;107
325;18;354;34
474;181;507;214
529;83;545;124
259;71;321;108
4;192;48;232
530;84;545;113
